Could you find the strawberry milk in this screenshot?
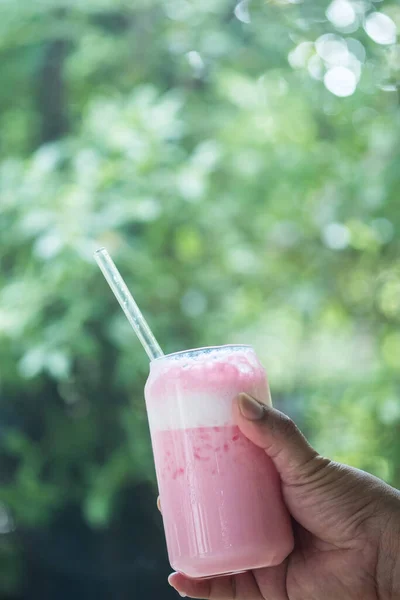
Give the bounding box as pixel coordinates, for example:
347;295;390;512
144;345;293;579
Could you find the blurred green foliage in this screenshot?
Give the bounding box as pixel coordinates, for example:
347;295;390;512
0;0;400;594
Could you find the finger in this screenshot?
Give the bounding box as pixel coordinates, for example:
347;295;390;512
157;496;162;513
234;393;327;487
169;571;261;600
233;571;263;600
168;572;211;599
253;561;289;600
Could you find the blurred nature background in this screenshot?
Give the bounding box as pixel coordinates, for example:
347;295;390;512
0;0;400;597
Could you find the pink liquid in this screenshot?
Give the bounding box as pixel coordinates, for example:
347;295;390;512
145;346;294;578
153;424;293;578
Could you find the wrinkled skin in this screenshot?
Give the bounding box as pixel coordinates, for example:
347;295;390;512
162;394;400;600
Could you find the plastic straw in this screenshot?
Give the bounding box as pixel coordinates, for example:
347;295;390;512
94;248;164;361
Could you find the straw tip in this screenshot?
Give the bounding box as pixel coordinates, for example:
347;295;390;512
94;247;107;256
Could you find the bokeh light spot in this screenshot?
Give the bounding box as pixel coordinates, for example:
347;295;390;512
324;66;357;96
326;0;357;29
234;0;251;24
322;223;350;249
364;12;397;46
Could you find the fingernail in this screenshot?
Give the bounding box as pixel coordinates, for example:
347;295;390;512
238;393;264;421
168;577;186;597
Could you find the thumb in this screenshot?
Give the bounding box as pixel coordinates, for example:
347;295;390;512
234;393;326;487
234;393;396;547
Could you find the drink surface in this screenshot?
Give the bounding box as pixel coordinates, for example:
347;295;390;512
145;346;293;578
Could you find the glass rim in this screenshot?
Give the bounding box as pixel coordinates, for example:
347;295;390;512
153;344;253;362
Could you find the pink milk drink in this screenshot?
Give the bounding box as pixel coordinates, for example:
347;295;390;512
145;344;294;579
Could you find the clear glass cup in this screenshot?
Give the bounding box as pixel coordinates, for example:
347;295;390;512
144;345;293;579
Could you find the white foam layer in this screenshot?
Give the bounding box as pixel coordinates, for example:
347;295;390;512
146;383;270;431
146;392;230;432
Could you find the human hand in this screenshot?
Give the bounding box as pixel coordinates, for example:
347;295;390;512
166;393;400;600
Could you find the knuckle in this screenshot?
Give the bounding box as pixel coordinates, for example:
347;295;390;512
275;413;298;440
